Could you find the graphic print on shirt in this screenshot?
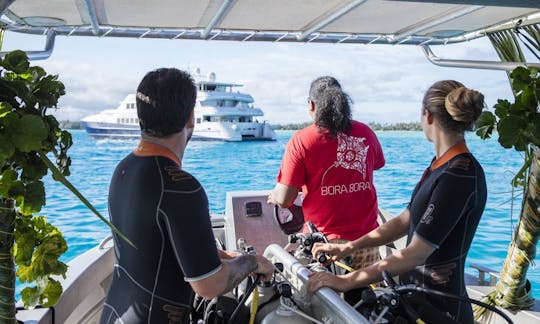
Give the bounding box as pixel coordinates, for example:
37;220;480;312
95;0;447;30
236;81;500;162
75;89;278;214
320;133;370;196
334;133;369;179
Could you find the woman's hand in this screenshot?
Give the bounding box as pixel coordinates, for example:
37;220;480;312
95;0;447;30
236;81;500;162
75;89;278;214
307;271;349;295
311;242;351;262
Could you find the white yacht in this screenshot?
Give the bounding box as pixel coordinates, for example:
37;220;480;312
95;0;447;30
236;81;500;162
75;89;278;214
80;72;276;141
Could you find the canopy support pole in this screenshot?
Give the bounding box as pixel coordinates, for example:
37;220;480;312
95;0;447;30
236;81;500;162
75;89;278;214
421;44;540;71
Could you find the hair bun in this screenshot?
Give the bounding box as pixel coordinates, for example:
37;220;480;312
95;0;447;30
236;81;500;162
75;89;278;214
444;87;484;123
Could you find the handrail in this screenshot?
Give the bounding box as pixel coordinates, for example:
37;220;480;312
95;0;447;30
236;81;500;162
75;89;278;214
421;44;540;71
98;234;114;250
0;29;56;60
470;263;500;286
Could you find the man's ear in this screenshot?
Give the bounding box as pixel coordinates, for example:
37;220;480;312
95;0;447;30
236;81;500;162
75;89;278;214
186;109;195;128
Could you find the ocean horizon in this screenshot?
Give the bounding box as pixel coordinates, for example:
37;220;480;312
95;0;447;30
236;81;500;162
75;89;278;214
15;129;539;301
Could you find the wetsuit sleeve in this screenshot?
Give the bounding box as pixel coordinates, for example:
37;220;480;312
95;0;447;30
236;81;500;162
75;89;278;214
413;168;477;249
276;134;305;188
160;181;222;281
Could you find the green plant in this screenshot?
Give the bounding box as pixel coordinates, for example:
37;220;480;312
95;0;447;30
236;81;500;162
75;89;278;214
0;50;131;323
474;66;540;316
476;66;540;186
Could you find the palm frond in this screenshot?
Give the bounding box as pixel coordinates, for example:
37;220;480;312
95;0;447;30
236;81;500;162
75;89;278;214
488;29;526;62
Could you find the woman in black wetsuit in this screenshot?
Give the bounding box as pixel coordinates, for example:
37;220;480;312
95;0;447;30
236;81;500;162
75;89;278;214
307;80;487;324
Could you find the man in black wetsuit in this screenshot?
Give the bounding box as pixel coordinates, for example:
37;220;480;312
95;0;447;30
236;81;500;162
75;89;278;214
100;68;274;324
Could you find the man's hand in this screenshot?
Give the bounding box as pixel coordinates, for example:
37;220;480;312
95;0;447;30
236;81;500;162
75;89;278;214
307;271;349;295
218;249;242;259
253;255;275;282
311;242;351;262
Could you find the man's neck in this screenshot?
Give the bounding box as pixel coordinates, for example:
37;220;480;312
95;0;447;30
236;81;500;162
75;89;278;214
140;132;187;165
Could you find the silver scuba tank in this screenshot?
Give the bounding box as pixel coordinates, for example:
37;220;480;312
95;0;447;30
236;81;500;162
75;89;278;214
260;296;313;324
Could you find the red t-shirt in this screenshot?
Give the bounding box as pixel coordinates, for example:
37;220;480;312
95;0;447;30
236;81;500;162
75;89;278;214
277;121;385;240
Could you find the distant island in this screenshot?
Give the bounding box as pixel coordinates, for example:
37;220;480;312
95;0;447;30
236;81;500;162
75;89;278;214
273;122;422;131
59;121;422;131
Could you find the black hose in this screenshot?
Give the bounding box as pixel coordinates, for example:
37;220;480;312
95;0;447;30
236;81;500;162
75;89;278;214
228;275;260;323
397;286;514;324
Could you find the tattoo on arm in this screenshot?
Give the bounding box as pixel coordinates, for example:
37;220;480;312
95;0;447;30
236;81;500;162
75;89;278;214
221;254;258;294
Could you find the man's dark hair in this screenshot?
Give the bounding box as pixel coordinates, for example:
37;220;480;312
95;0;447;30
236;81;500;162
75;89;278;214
136;68;197;137
309;76;351;137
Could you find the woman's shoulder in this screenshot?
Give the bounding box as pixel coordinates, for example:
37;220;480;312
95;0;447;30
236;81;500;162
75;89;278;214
446;153;485;176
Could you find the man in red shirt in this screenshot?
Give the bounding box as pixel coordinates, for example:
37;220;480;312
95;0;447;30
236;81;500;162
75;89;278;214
268;76;385;270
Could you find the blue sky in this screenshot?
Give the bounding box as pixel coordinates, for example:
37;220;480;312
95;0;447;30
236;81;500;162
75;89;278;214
3;31;515;125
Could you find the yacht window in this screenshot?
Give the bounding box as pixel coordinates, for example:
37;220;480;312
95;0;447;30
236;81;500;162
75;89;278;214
196;118;201;124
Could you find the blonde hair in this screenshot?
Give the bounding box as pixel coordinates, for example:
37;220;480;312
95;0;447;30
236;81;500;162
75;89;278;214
423;80;485;133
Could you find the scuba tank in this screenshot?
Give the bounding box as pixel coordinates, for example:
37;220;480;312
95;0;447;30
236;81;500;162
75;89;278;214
260;296;312;324
259;282;312;324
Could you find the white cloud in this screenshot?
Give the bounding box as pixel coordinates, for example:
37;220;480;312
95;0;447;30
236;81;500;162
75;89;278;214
3;31;515;125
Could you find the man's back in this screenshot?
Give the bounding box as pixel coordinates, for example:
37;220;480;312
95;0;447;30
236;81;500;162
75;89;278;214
101;150;221;324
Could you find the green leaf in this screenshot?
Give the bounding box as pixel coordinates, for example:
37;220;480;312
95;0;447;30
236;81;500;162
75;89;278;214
20;153;48;181
20;286;40;309
476;111;496;140
476;125;494;139
32;232;68;277
40;278;62;307
0;101;13;117
0;169;18;196
16;217;68;282
8;180;24;199
0;134;14;167
519;86;537;110
497;115;526;149
20;181;45;214
0;111;19;128
510;66;533;92
494;99;511;118
1;50;30;74
8;114;49;152
13;215;37;266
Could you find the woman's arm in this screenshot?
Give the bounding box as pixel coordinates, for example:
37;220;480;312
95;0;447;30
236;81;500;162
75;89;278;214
312;208;410;261
307;233;435;293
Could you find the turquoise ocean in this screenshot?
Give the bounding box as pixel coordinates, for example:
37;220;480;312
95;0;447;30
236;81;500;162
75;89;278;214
16;129;539;300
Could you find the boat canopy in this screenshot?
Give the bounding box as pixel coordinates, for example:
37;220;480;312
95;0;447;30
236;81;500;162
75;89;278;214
1;1;539;69
1;0;539;45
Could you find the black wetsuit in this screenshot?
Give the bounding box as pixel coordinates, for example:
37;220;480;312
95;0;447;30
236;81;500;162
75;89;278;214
399;152;486;324
100;150;221;324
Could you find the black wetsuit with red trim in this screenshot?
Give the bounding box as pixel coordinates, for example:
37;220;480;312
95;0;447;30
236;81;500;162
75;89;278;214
100;141;222;324
399;142;487;324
